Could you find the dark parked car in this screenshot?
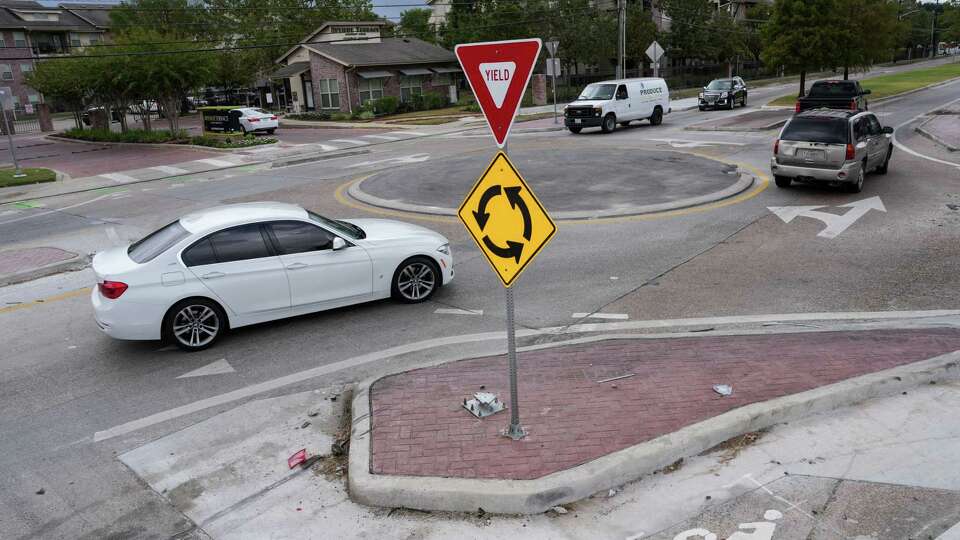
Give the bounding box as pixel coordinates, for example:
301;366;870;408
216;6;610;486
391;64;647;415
81;107;125;126
795;80;870;113
698;77;747;110
771;109;893;193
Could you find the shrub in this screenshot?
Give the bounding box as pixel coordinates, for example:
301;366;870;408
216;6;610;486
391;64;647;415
370;96;399;115
286;112;330;121
187;134;276;149
330;112;352;121
61;128;187;144
357;110;375;120
422;92;448;110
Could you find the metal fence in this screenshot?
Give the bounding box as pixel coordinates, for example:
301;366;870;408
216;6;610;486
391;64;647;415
0;109;42;135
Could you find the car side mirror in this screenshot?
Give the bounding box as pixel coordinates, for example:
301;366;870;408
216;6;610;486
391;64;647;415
882;126;894;134
332;237;347;251
862;89;871;95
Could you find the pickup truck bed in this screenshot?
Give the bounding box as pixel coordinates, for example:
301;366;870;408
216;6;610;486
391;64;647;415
796;80;870;112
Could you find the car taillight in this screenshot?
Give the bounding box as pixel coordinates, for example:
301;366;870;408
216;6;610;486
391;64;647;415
850;100;856;110
99;281;128;299
249;118;260;122
795;102;801;113
774;139;779;155
845;144;855;160
269;115;277;120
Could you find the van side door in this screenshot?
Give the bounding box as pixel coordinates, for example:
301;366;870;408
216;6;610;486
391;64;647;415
614;84;630;120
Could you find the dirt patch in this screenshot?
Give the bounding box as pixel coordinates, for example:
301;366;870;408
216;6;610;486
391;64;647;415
310;387;353;482
656;458;684;475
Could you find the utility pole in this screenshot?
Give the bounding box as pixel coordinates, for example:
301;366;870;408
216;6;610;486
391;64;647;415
617;0;626;78
930;0;940;59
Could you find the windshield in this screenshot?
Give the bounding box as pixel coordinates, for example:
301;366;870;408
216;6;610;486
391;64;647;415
308;211;366;240
576;84;616;101
128;220;190;263
706;80;733;90
808;82;857;97
781;117;849;144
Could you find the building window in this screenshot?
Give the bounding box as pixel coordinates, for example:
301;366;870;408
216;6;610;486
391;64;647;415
0;35;5;48
358;78;383;104
20;63;32;73
89;34;101;44
28;94;39;104
435;73;452;86
13;32;26;49
0;64;12;80
70;33;81;47
400;76;422;102
318;78;340;109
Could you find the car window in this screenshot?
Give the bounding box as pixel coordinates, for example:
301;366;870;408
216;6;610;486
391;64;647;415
182;238;217;267
207;224;272;263
307;211;364;240
866;115;882;135
781;117;849;144
268;221;334;255
128;220;190;263
616;85;628;99
853;118;869;141
577;84;616;101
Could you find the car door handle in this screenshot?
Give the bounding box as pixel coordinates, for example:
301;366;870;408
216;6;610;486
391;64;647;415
286;262;309;270
201;271;225;280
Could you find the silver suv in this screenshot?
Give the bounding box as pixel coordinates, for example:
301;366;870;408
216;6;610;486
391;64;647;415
771;109;894;193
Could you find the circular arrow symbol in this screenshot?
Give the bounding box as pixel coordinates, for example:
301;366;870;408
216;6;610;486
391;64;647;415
473;183;533;262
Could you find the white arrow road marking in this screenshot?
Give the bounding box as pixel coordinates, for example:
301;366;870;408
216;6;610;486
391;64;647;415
105;227;121;244
434;308;483;316
768;196;886;239
329;138;369;146
315;143;339;152
177;359;236;379
572;313;630;320
649;138;749;148
345;153;431;169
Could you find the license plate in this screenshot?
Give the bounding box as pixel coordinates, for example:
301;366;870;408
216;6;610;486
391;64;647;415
799;149;824;160
575;119;582;124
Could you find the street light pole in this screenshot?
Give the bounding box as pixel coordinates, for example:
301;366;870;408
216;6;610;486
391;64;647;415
617;0;626;78
930;0;940;59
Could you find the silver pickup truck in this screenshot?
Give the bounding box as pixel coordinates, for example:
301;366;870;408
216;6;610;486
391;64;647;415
771;109;893;193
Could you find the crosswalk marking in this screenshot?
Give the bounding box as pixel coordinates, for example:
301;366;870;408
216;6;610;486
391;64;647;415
151;165;189;175
572;313;630;320
329;139;369;145
196;158;237;168
392;131;427;136
316;144;339;152
362;134;399;141
100;172;138;184
434;308;483;316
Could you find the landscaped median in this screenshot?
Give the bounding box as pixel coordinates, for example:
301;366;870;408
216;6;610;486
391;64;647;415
56;128;277;149
0;167;57;188
768;62;960;107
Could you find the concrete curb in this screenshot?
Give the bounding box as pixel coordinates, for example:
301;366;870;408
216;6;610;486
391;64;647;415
685;118;788;132
279;119;432;129
348;344;960;515
348;166;755;220
270;149;370;168
0;252;90;287
915;116;960;152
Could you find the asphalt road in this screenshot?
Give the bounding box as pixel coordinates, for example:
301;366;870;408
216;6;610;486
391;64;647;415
1;61;959;538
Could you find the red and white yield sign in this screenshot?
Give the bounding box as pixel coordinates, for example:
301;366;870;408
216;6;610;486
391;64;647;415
455;38;542;148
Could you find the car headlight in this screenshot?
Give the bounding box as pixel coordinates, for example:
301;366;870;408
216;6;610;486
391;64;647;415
437;244;451;255
593;108;601;117
721;92;728;98
698;93;704;99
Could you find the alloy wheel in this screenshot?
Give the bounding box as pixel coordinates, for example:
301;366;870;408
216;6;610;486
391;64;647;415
396;262;436;302
172;304;220;349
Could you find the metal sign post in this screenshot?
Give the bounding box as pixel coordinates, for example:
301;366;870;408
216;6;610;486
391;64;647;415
546;40;559;125
0;87;24;178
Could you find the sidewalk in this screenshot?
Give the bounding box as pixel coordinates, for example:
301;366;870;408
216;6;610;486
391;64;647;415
0;246;87;287
917;109;960;152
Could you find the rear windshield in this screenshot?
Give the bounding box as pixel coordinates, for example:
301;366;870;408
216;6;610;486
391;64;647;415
128;220;190;263
808;82;857;97
781;117;849;144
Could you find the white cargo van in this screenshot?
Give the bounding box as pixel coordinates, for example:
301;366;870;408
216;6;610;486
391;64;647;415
564;78;670;134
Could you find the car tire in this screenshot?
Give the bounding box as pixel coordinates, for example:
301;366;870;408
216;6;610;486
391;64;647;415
164;298;227;352
876;146;892;175
240;125;248;135
392;257;440;303
650;107;663;126
601;114;616;133
698;106;706;111
742;94;748;107
774;175;792;188
266;128;276;135
727;99;735;110
846;163;865;193
568;127;582;134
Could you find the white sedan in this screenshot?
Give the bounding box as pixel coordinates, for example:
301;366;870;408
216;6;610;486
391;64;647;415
91;202;453;351
236;107;278;135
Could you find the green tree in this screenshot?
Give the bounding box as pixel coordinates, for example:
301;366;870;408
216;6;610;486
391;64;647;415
762;0;838;97
707;10;746;77
832;0;898;79
657;0;714;60
396;8;436;43
625;3;659;74
24;56;95;129
943;2;960;42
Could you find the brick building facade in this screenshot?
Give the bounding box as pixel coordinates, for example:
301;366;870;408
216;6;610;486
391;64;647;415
272;21;461;114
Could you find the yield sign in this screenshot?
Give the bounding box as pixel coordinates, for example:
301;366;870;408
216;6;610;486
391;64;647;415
455;38;542;148
458;152;556;287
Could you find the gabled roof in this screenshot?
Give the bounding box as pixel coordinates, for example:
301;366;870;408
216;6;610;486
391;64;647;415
283;37;456;68
0;1;105;31
275;19;393;64
59;3;113;29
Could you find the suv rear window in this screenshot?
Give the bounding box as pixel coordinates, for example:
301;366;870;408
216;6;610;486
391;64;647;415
808;82;857;97
128;220;190;263
781;117;849;144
